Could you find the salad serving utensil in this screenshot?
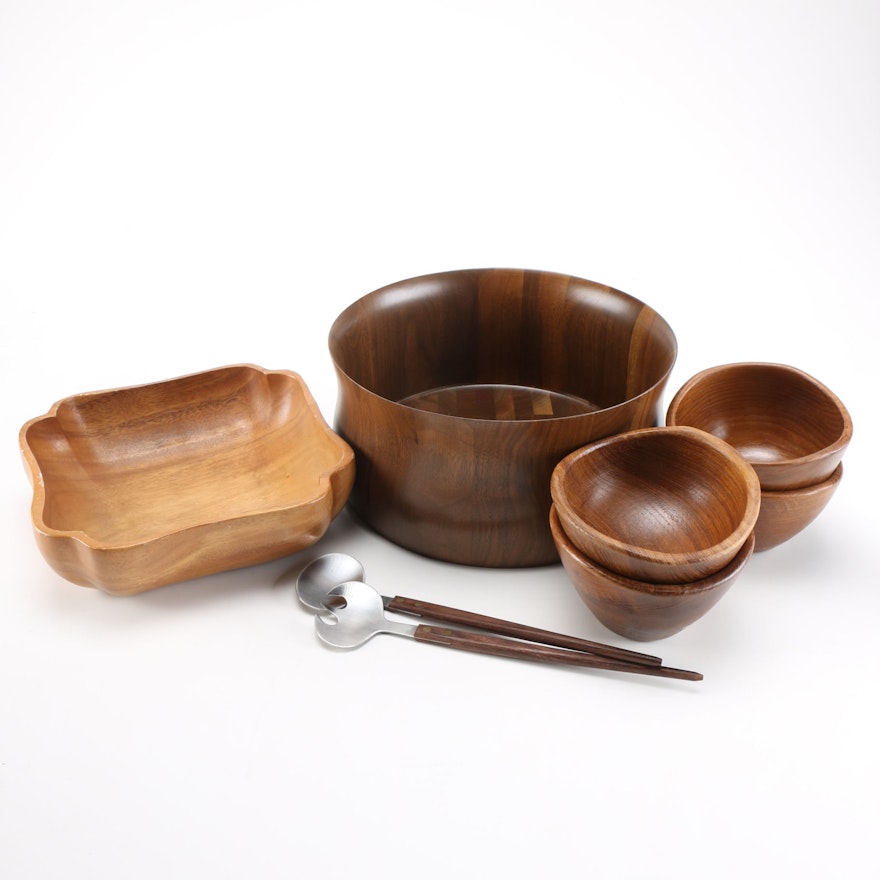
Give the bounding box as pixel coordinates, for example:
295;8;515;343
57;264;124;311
315;580;702;681
296;553;665;668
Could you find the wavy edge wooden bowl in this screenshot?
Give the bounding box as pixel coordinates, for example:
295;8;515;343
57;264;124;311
329;268;677;567
754;463;843;552
666;362;852;491
550;426;761;583
551;506;755;641
19;364;355;595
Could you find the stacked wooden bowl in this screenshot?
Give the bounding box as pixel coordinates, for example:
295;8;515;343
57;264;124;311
550;427;761;640
667;363;852;551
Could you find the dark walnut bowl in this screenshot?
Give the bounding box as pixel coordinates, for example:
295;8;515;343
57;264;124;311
19;365;355;595
551;426;761;584
329;268;677;567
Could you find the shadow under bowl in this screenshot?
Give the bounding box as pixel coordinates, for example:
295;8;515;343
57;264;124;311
551;506;755;641
329;268;677;567
666;362;852;491
19;365;355;595
551;426;760;583
754;463;843;552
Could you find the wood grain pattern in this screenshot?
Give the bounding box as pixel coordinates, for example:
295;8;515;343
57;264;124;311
413;624;702;680
666;362;852;491
551;426;761;583
551;506;755;642
19;365;355;594
400;384;597;420
386;594;664;666
329;268;677;567
753;464;843;551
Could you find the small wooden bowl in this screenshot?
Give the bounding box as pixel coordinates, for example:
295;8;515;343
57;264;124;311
550;426;761;583
19;365;355;595
666;363;852;491
329;268;677;567
551;506;754;641
754;463;843;552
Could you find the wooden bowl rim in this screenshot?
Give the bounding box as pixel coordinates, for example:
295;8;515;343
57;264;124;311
551;505;756;596
551;425;762;571
759;462;844;498
666;362;853;471
329;267;678;424
19;363;354;550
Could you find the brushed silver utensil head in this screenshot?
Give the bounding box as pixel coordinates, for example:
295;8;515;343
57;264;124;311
296;553;366;611
315;581;416;648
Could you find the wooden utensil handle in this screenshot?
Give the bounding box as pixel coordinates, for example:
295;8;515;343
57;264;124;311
387;595;662;667
413;625;702;681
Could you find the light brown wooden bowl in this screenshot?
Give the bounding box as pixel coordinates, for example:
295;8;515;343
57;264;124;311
754;463;843;552
666;363;852;491
329;268;677;567
551;506;755;641
19;365;355;595
551;426;761;583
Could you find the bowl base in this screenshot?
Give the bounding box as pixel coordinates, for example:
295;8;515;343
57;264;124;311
400;383;598;420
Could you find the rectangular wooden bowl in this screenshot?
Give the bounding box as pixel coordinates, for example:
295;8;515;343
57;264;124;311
19;364;355;595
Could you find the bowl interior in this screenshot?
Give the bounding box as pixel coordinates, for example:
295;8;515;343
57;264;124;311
330;269;676;421
23;366;346;546
556;428;756;557
669;364;849;463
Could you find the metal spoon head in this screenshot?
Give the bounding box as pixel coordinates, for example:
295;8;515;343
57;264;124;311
295;553;366;611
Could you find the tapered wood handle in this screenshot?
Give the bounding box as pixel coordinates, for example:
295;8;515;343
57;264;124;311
412;625;702;681
387;595;663;667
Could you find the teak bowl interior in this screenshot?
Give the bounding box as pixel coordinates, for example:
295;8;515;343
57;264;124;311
20;365;355;593
330;269;676;420
329;268;678;567
666;362;852;490
551;426;761;583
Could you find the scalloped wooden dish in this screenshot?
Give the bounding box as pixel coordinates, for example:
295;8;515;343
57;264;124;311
19;365;355;595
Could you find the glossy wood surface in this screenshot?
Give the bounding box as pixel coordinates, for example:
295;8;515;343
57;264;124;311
413;624;702;680
753;464;842;552
386;595;664;666
19;365;355;594
551;506;755;641
329;268;677;567
666;362;852;491
551;426;760;583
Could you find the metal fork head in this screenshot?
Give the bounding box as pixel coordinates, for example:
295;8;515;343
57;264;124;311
315;580;416;648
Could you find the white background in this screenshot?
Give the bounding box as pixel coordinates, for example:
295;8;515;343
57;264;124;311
2;2;878;878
